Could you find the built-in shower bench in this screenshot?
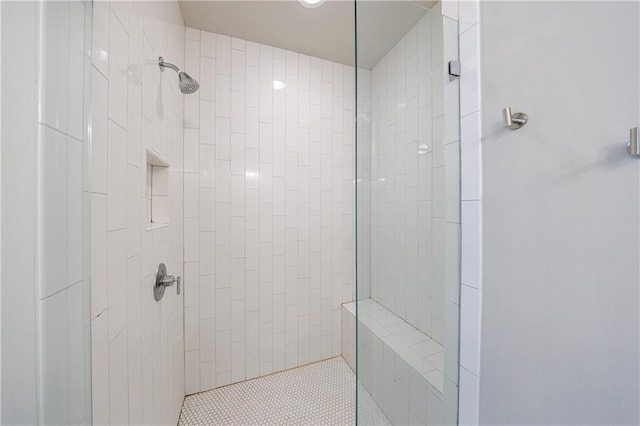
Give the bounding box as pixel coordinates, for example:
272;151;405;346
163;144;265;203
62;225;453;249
341;298;447;425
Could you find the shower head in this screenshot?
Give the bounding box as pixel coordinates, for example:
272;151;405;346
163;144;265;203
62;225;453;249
158;56;199;94
178;71;199;94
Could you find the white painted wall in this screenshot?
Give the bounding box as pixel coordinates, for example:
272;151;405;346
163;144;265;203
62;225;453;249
90;1;186;424
183;27;356;394
479;1;639;424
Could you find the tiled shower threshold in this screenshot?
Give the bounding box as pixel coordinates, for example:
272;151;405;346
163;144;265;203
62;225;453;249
178;357;389;425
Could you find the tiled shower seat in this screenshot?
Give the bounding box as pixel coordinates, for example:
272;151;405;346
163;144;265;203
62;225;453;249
342;298;448;425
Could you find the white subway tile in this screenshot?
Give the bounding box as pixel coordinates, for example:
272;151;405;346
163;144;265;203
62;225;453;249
460;24;480;117
185;306;200;351
216;203;231;247
460;285;482;375
461;112;481;201
200;318;215;362
459;367;480;426
107;230;127;340
40;285;87;424
200;231;215;276
200;57;216;101
246;41;259;67
186;27;200;42
185;350;201;395
200;188;215;232
216;330;231;373
216;75;231;118
231;341;246;383
184;262;200;307
201;31;216;58
259;83;273;124
459;0;480;35
126;255;141;350
231;49;246;92
231;175;246;217
199;144;215;188
92;1;109;76
107;121;127;230
184;172;199;218
215;117;231;160
200;361;216;391
91;313;110;425
108;329;129;425
246;67;260;108
215;160;231;202
184;218;200;263
108;10;128;129
461;201;482;289
444;142;461;223
186;39;201;82
91;194;108;317
40;2;70;133
231;92;246;135
230;217;245;258
216;34;231;76
91;68;109;193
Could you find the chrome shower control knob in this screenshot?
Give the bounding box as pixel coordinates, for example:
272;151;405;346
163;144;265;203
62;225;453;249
154;263;182;301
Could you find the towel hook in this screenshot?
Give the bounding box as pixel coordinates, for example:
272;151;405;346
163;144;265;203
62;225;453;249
502;107;528;130
626;127;639;157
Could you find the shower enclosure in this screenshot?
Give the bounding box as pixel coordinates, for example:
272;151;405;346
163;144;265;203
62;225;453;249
1;1;462;424
4;1;640;424
349;1;462;424
179;1;462;422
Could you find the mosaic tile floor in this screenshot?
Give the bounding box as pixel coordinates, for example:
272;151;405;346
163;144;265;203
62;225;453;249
178;357;390;425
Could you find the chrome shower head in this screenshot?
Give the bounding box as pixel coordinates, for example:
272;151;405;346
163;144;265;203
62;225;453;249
178;71;199;94
158;56;199;95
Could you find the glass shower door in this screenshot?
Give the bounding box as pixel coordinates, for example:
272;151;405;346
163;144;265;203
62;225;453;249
353;1;461;424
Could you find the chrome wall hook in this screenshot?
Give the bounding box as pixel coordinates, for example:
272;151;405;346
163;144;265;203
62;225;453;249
626;127;639;157
502;107;528;130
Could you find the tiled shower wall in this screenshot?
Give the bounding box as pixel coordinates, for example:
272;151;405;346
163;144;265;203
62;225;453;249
90;2;186;425
38;2;92;424
183;28;355;394
368;10;460;346
2;1;92;424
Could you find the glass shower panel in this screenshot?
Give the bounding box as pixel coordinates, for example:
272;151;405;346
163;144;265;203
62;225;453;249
354;2;460;424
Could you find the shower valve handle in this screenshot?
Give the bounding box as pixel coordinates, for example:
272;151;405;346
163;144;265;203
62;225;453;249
162;275;181;293
153;263;181;301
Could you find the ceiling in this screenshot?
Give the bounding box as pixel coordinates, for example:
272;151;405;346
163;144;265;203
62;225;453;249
179;1;432;69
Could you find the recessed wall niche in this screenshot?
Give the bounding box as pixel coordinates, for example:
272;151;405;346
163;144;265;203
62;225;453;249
146;150;170;229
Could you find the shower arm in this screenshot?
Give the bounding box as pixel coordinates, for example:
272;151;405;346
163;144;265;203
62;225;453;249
158;57;180;73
